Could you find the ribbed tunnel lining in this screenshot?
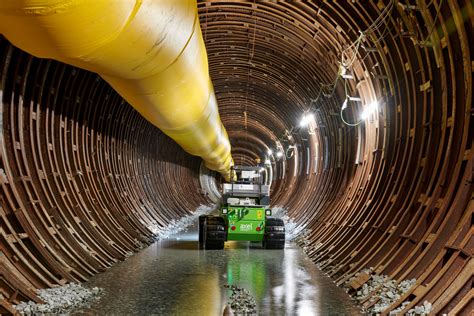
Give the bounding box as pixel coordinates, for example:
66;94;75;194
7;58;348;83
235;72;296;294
0;1;472;314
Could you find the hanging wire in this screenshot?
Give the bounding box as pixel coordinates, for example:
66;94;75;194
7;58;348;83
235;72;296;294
286;146;295;159
340;77;363;126
340;107;363;126
306;0;395;115
324;0;395;127
275;0;395;142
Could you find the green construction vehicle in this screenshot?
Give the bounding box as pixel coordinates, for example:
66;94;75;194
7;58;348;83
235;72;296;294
198;165;285;250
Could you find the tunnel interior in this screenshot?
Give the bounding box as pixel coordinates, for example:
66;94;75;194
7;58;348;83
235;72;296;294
0;1;472;315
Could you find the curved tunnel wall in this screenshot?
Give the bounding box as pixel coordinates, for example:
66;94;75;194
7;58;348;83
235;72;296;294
199;1;472;314
0;37;210;311
0;1;472;315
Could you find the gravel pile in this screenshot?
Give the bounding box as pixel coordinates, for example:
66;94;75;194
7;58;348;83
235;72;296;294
303;241;323;254
349;272;416;314
14;283;102;315
224;285;257;315
389;301;412;315
315;258;334;270
293;230;314;251
406;301;432;315
263;209;422;315
344;268;374;286
152;204;215;240
271;206;307;241
389;300;432;315
14;205;215;315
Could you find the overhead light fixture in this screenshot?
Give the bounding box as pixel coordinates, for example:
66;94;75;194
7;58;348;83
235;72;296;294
264;158;271;165
276;151;283;158
299;113;315;127
360;101;379;120
267;149;273;155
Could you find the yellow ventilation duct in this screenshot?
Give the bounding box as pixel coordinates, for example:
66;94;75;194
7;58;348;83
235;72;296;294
0;0;233;179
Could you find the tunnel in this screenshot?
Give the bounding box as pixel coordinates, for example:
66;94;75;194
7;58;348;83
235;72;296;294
0;0;472;315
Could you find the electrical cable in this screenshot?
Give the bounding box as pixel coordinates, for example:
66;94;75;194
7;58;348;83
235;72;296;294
312;0;395;109
279;0;395;145
340;107;363;127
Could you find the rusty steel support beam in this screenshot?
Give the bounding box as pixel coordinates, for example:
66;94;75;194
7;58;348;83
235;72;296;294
0;37;210;311
0;1;472;314
198;1;472;314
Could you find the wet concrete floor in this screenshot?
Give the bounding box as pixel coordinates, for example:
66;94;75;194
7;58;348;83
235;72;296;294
78;223;361;315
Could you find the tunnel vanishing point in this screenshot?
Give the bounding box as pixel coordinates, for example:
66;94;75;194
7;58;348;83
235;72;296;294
0;0;472;315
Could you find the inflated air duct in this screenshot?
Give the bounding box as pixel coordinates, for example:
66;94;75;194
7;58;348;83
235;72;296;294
0;0;233;178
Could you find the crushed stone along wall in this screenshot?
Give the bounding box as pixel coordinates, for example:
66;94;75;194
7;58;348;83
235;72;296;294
1;1;473;315
0;37;210;312
199;2;472;314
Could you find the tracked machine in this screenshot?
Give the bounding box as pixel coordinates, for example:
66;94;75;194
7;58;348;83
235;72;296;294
199;166;285;250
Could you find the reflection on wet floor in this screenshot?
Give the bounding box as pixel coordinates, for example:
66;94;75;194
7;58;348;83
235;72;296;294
78;223;361;315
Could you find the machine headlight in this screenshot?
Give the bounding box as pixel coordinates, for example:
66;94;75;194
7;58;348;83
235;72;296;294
265;209;271;216
222;209;228;214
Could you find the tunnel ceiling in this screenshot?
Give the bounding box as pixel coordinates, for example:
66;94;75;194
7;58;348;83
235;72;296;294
1;1;473;315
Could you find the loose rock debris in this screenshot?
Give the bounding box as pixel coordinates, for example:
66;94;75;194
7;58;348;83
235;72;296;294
224;284;258;315
344;269;416;314
152;204;216;240
389;300;433;315
13;205;214;315
13;283;103;315
271;206;309;241
405;300;433;315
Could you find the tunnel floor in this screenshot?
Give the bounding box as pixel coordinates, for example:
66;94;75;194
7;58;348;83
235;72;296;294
76;222;361;315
